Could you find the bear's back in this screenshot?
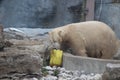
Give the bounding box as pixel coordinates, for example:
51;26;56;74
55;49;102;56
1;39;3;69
66;21;118;58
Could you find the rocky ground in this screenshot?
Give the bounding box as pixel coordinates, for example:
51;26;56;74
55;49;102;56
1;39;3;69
41;66;102;80
0;28;119;80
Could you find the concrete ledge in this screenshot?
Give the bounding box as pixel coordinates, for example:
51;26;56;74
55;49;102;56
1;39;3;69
63;53;120;73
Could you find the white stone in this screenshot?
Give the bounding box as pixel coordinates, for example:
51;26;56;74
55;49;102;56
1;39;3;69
93;74;102;80
52;66;57;70
23;78;38;80
73;71;81;77
58;73;72;79
106;63;120;68
57;67;61;70
41;66;102;80
32;78;38;80
81;70;85;74
41;75;57;80
80;74;88;80
48;71;54;75
58;77;67;80
72;77;81;80
90;73;94;76
60;68;66;72
44;66;53;70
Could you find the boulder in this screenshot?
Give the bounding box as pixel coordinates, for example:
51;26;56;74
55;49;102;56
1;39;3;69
102;63;120;80
0;47;43;77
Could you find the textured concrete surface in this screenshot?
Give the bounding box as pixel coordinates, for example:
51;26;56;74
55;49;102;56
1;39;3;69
63;53;120;73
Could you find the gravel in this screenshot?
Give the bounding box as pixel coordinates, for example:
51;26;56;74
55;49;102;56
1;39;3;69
40;66;102;80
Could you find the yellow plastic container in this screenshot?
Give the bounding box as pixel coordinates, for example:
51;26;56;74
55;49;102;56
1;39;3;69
50;49;63;66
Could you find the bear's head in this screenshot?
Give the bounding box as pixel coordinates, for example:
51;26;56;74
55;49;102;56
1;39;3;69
48;27;66;49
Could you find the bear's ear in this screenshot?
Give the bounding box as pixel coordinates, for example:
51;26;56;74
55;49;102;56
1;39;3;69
58;30;63;37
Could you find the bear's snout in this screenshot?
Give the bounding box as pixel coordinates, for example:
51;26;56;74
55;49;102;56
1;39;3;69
52;42;61;49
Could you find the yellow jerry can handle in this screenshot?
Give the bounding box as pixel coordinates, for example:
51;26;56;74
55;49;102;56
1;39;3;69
50;49;63;66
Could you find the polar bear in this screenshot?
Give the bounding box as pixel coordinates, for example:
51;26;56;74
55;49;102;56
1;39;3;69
48;21;119;59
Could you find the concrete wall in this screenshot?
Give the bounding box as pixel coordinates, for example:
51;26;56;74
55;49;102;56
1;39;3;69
63;53;120;73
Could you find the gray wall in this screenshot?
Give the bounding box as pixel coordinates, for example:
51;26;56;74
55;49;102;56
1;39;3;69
0;0;82;28
95;0;120;38
0;0;120;38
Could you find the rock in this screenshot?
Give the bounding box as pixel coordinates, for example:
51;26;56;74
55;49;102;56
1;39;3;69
48;71;54;75
4;30;28;40
0;47;43;77
0;24;4;51
102;63;120;80
59;68;66;72
79;74;88;80
0;73;41;80
41;75;57;80
4;28;51;40
94;74;102;80
18;45;47;58
17;45;45;52
114;47;120;60
22;77;38;80
72;71;81;77
8;39;43;46
43;66;53;71
40;66;103;80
